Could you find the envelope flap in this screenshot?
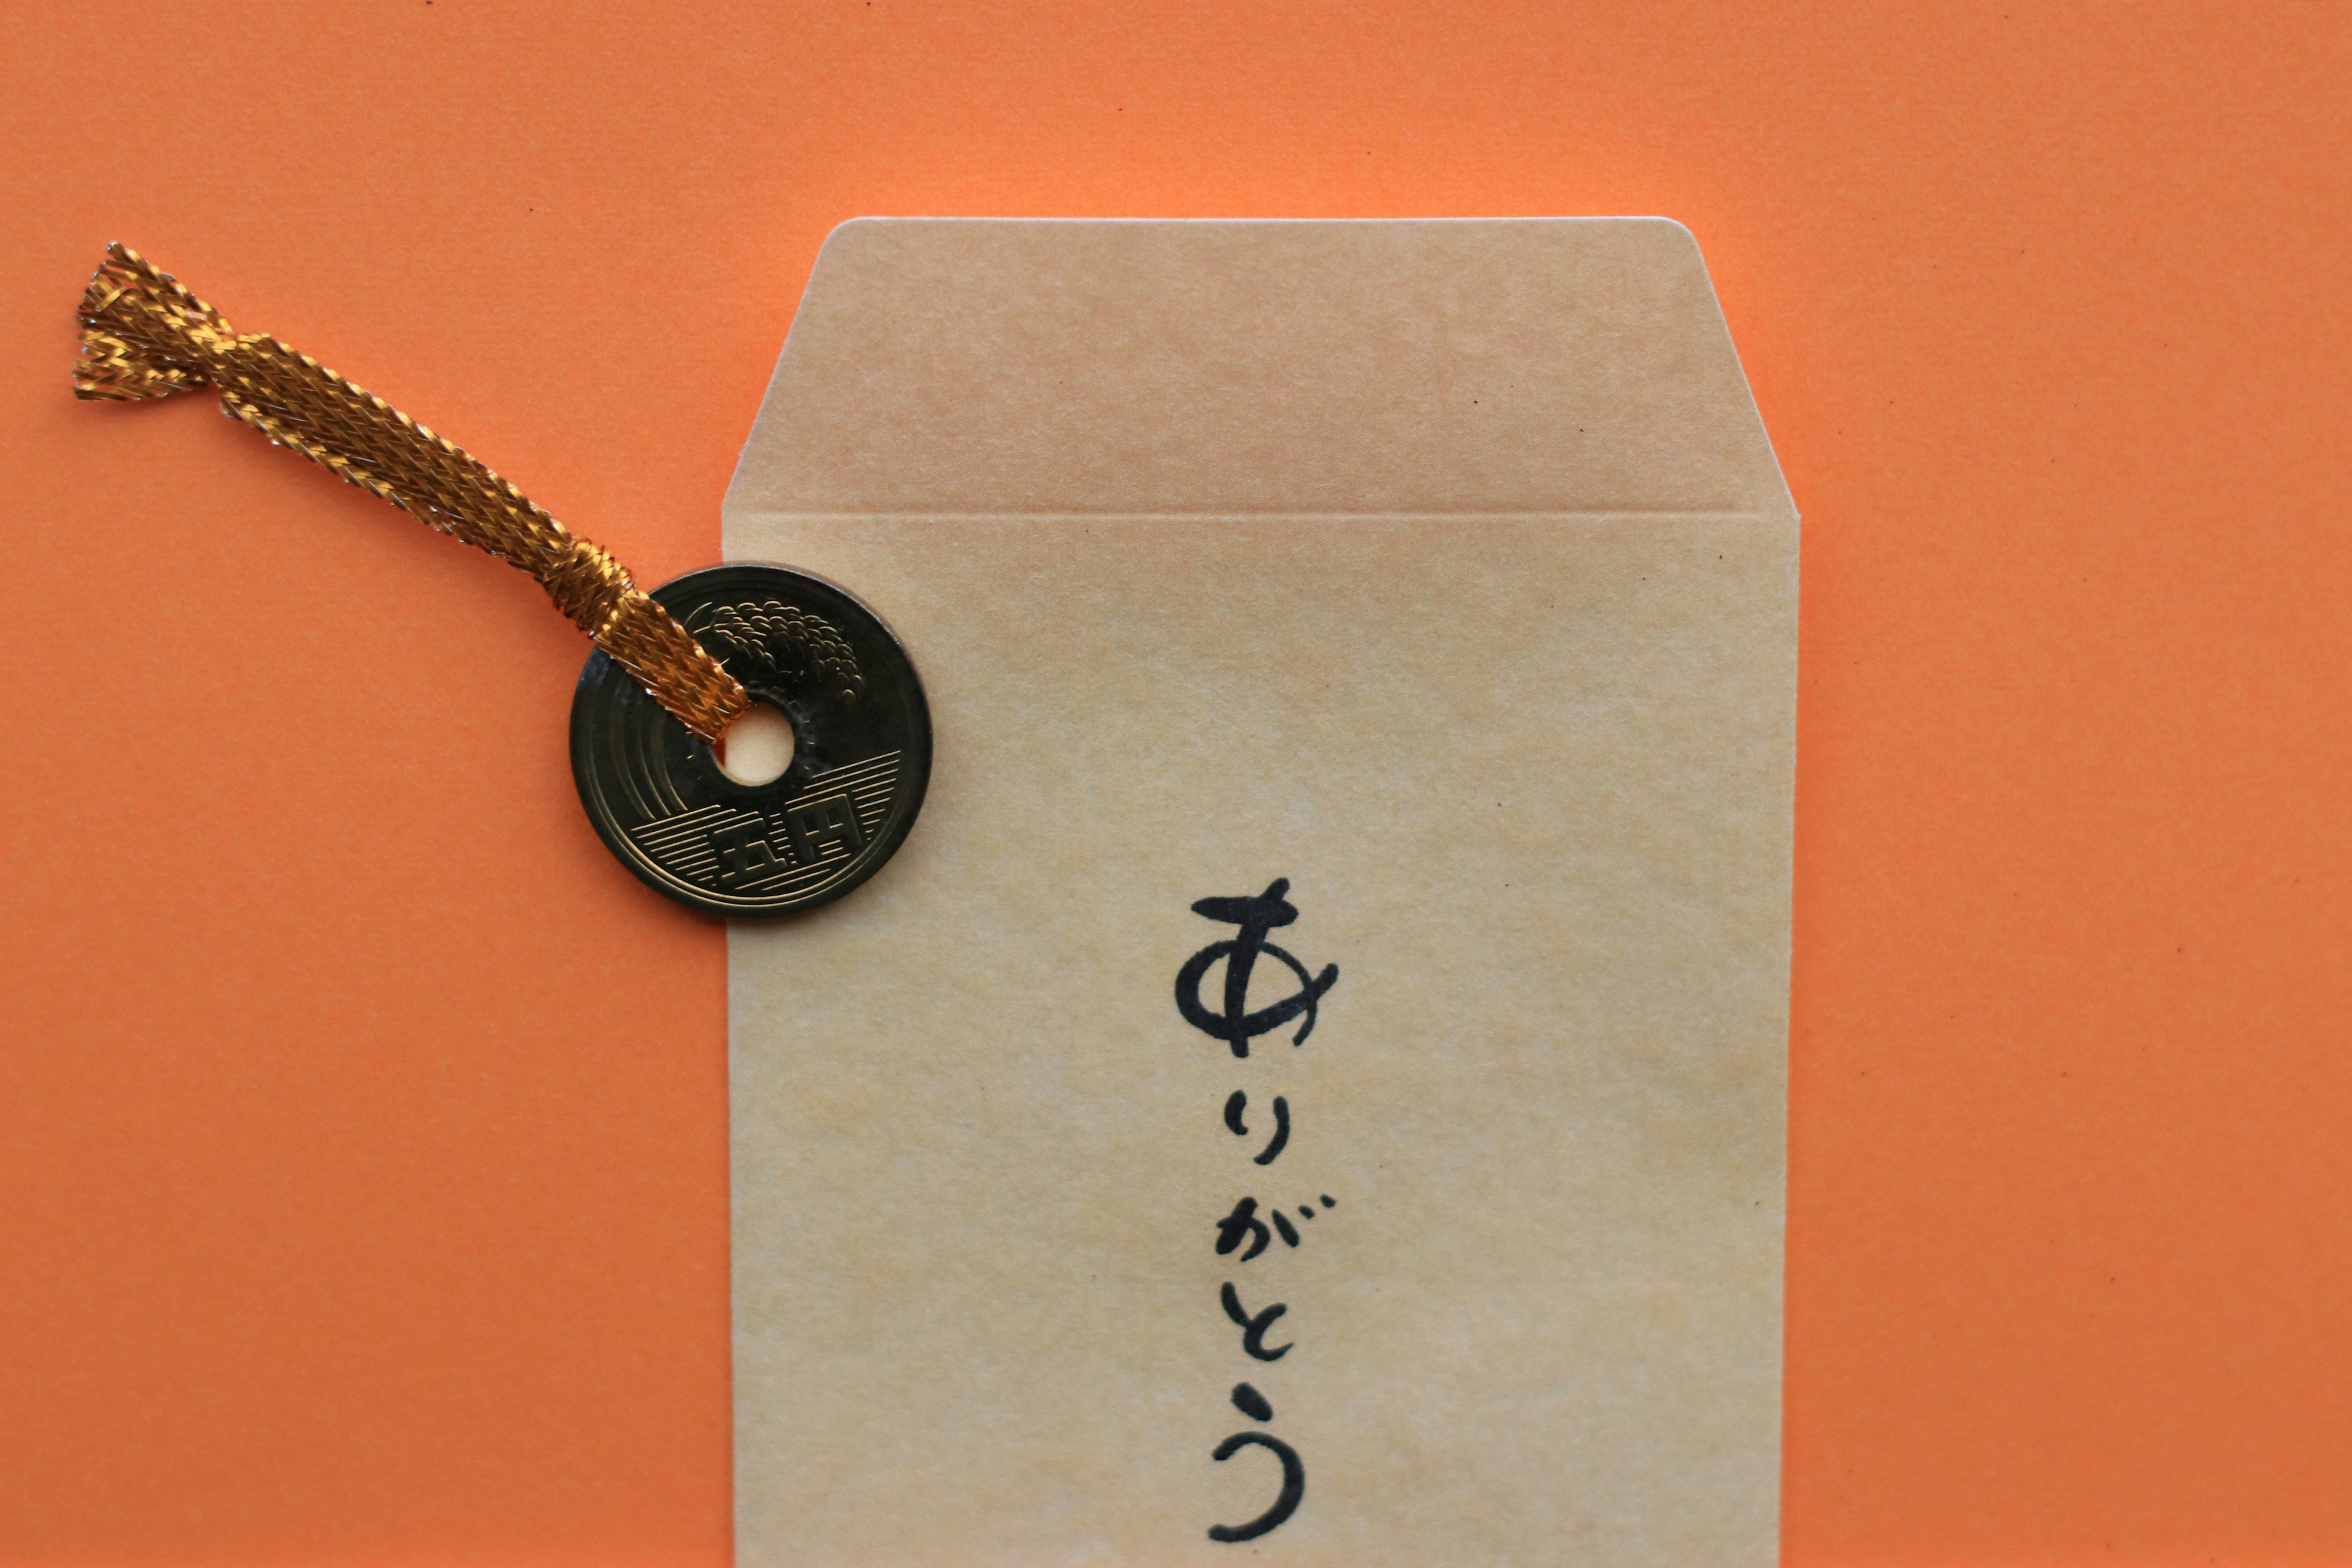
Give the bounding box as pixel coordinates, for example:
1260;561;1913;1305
726;218;1792;522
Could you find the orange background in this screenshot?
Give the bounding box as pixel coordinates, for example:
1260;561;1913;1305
3;3;2348;1563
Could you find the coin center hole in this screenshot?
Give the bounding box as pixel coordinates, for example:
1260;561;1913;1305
716;702;796;786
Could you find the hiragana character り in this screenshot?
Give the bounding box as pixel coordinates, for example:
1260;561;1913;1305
1222;1090;1291;1165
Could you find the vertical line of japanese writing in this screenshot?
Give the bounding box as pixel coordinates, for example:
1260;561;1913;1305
1175;878;1340;1545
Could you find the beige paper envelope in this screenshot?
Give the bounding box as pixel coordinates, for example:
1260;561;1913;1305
725;218;1796;1568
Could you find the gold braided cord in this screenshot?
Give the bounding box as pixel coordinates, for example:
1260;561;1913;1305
74;244;748;744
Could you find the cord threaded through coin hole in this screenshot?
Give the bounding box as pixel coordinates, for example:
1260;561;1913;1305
717;703;795;786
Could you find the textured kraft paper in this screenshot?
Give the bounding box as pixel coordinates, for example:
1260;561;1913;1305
723;219;1796;1567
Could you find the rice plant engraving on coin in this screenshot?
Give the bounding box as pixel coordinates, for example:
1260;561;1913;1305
571;564;931;916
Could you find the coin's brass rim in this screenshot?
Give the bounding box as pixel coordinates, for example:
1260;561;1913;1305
569;562;932;918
